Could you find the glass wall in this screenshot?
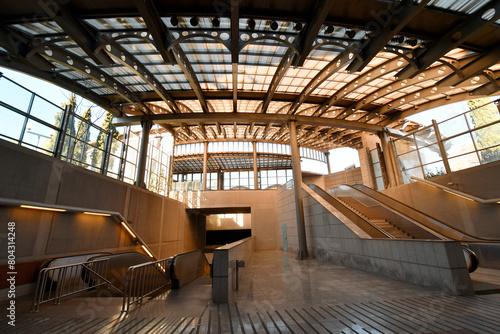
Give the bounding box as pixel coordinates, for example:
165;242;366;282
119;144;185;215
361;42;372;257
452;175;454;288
0;74;174;196
393;99;500;183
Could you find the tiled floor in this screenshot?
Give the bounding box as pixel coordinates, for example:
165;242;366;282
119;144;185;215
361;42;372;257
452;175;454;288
2;250;500;333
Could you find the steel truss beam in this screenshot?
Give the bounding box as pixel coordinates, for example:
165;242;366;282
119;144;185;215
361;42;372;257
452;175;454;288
260;49;295;113
346;0;430;73
396;0;500;80
38;0;113;66
292;0;335;67
113;112;384;133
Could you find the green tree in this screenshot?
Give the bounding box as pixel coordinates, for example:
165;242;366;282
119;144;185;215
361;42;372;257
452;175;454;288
467;98;500;164
91;111;120;170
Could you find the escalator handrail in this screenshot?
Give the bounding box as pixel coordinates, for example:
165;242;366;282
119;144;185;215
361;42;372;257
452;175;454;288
350;184;500;243
411;176;500;205
329;185;446;240
307;184;396;239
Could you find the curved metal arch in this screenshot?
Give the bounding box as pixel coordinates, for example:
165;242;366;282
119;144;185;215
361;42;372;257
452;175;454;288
380;47;417;72
296;105;318;116
371;74;492;117
104;42;180;113
311;41;359;56
39;45;138;107
240;36;299;55
95;34;155;53
167;33;231;52
380;91;490;126
177;102;195;113
26;37;73;58
345;63;456;116
317;55;408;117
288;50;353;115
435;58;464;79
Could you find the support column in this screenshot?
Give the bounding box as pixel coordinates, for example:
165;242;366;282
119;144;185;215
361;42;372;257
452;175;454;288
325;152;331;174
377;131;399;188
289;121;309;259
166;141;175;196
253;141;258;189
217;170;224;190
202;141;208;191
135;120;152;188
54;104;72;159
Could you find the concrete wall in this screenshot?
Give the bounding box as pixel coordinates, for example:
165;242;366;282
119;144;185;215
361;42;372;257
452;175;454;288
0;140;201;295
171;189;278;251
276;183;473;295
302;168;363;191
212;237;255;303
381;162;500;239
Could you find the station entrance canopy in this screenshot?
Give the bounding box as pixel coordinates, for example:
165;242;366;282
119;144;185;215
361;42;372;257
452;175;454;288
0;0;499;152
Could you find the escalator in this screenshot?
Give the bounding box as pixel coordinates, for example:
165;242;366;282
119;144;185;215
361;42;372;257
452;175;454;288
308;184;500;273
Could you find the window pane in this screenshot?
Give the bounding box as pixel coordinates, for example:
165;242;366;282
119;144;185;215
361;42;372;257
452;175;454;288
370;149;379;163
401;166;424;184
438;114;468;138
397;150;420;170
30;96;62;126
471;123;500;150
415;126;437;147
0;78;33;113
443;133;476;158
23;120;57;152
418;144;442;165
395;135;416;155
466;105;500;129
375;177;385;191
423;161;446;179
478;145;500;164
0;106;24;140
448;152;480;172
373;162;382;177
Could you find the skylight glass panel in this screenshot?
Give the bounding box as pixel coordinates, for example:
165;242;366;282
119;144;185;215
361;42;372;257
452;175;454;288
12;21;63;35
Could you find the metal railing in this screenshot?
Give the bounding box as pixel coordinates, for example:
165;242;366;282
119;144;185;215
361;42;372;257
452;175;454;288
411;176;500;205
121;258;171;313
31;258;114;312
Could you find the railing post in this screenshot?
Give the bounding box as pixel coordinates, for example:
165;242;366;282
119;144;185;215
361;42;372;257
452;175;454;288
100;129;113;175
433;120;451;174
54;104;72;159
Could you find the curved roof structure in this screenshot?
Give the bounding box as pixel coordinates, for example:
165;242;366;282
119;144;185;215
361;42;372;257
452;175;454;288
1;0;499;151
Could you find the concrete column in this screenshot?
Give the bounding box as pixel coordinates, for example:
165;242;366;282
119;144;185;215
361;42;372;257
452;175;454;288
217;170;224;190
135;120;152;188
325;151;331;174
253;141;258;189
289;120;309;259
202;141;208;191
377;131;399;188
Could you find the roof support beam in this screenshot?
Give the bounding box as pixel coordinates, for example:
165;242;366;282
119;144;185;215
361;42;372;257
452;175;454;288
261;49;295;113
103;43;180;113
438;45;500;87
38;0;112;66
396;0;500;80
172;48;210;113
231;0;239;112
292;0;335;67
113;112;384;133
132;0;175;64
346;0;430;73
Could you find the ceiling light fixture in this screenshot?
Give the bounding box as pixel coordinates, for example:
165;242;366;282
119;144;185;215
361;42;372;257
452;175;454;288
190;16;199;26
294;22;303;31
171;16;179;26
345;29;356;39
325;25;334;34
247;18;256;30
212;16;220;28
270;20;278;31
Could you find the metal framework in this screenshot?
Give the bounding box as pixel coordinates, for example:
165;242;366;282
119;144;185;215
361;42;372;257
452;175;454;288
0;0;499;155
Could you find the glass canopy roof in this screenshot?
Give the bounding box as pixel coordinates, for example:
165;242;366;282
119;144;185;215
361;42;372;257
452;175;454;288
0;0;498;152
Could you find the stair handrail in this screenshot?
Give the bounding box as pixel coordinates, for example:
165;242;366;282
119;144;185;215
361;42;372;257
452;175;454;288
350;184;500;242
411;176;500;205
306;184;395;239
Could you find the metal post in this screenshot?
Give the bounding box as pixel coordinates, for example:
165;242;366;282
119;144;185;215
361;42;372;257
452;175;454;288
218;170;224;190
377;131;399;188
202;141;208;191
253;141;258;189
54;104;72;159
433;120;451;174
167;141;175;196
135;120;152;188
289;120;309;260
100;130;113;175
325;152;331;174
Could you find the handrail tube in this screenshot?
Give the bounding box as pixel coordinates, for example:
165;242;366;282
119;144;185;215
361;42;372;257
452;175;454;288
31;258;110;312
411;176;500;205
121;257;171;313
352;184;500;242
307;184;394;239
334;184;447;240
